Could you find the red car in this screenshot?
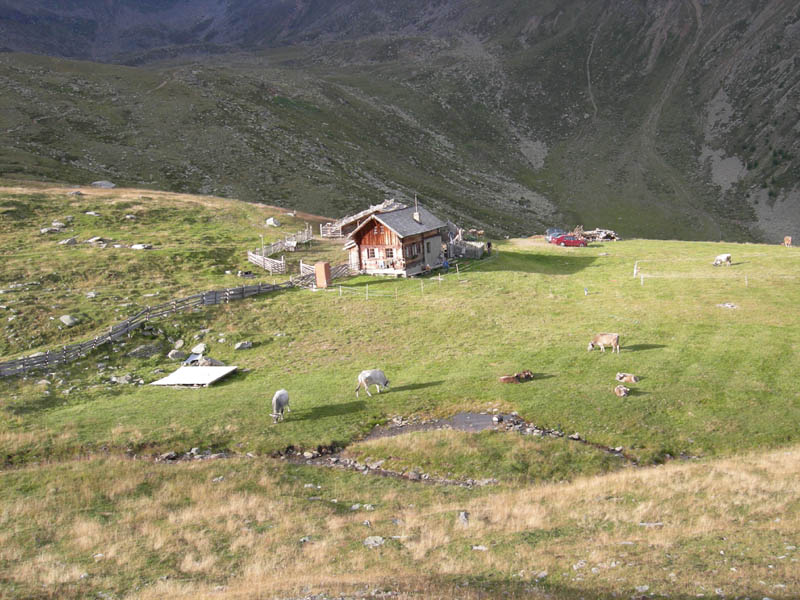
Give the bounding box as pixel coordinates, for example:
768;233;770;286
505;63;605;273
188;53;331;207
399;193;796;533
551;234;587;247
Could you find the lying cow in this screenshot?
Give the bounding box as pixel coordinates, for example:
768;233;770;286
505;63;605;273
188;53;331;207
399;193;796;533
271;389;290;423
498;370;534;383
588;333;620;354
615;372;639;383
355;369;389;397
712;253;732;266
614;384;630;397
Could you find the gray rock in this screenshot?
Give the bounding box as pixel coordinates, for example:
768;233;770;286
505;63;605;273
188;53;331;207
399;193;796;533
124;214;136;220
234;341;252;350
197;356;224;366
363;536;384;548
40;227;61;234
59;237;77;245
91;180;116;189
458;511;469;526
191;343;207;354
299;536;311;544
471;545;488;551
173;339;184;349
59;314;79;327
568;432;581;441
158;451;178;461
86;291;97;298
167;349;187;360
67;190;83;196
127;343;162;358
110;374;133;384
52;221;66;228
85;236;104;244
85;211;100;216
131;243;152;250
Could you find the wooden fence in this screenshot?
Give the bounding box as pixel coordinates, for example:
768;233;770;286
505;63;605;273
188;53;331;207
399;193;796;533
320;223;343;238
0;280;294;379
247;251;287;273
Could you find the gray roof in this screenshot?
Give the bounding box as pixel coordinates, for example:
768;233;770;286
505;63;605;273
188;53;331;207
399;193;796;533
370;205;446;238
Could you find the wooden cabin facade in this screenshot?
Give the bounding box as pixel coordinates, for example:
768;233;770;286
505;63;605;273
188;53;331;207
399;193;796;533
345;205;446;277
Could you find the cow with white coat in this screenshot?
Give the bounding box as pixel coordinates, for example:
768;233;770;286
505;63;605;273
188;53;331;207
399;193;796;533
355;369;390;397
712;253;732;266
271;389;290;423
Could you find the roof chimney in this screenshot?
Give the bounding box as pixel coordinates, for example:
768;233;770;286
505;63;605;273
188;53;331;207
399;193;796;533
412;194;421;223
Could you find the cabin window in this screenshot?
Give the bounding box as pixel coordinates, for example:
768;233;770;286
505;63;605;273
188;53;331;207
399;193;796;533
426;241;431;254
367;248;376;259
385;248;394;258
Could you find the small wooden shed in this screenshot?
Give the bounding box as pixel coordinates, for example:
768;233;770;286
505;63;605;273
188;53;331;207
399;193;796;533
345;204;447;277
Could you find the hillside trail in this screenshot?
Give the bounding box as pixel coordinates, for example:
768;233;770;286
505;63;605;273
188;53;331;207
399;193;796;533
636;0;722;239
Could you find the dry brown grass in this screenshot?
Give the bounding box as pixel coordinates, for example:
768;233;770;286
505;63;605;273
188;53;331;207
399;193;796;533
3;446;799;600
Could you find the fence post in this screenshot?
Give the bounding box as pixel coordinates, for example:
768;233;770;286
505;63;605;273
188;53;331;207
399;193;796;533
421;281;424;295
366;284;369;300
339;285;342;297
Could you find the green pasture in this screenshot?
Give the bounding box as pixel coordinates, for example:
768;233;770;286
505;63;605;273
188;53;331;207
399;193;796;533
2;186;799;468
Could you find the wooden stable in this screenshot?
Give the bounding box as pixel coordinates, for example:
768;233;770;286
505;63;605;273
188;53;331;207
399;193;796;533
346;204;446;277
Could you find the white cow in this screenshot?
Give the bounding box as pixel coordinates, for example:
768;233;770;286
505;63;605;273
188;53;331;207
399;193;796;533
712;253;732;266
355;369;389;397
271;389;290;423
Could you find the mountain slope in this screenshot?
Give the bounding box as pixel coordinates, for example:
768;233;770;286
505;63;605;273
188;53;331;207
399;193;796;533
1;0;799;240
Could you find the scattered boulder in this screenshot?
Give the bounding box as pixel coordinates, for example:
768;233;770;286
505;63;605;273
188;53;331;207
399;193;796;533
197;356;225;367
131;243;152;250
86;291;97;298
110;374;133;384
59;315;79;327
68;190;84;196
234;341;252;350
85;236;104;244
59;237;77;245
40;227;61;234
174;339;184;350
266;217;280;227
458;511;470;526
191;343;207;354
471;545;488;552
127;343;162;359
124;214;136;220
85;211;100;217
167;349;187;361
91;180;116;189
363;536;385;548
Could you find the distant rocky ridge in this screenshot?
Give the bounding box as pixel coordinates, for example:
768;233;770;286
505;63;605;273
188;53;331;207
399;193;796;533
1;0;799;241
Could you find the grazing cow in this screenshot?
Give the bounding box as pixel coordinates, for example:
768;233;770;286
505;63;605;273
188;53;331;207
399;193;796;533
615;372;640;383
614;384;630;397
498;370;534;383
588;333;620;354
712;253;732;266
784;236;792;247
271;389;290;423
355;369;389;397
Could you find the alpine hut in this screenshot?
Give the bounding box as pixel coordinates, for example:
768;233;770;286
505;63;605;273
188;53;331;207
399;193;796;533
345;203;447;277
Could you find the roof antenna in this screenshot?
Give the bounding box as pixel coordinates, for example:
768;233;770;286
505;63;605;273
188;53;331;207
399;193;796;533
413;193;420;223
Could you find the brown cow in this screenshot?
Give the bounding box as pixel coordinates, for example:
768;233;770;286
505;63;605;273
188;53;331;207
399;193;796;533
614;384;630;397
616;372;640;383
498;370;534;383
784;236;792;247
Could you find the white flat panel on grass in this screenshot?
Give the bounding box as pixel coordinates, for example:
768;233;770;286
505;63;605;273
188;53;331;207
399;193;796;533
150;366;238;387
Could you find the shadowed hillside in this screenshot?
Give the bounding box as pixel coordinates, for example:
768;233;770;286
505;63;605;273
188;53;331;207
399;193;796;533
1;0;799;241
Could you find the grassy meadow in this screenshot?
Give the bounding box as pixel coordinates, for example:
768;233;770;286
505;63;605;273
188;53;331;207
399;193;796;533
1;183;799;598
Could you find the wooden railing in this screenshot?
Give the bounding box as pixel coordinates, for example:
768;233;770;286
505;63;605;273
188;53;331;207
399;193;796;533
0;281;293;378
